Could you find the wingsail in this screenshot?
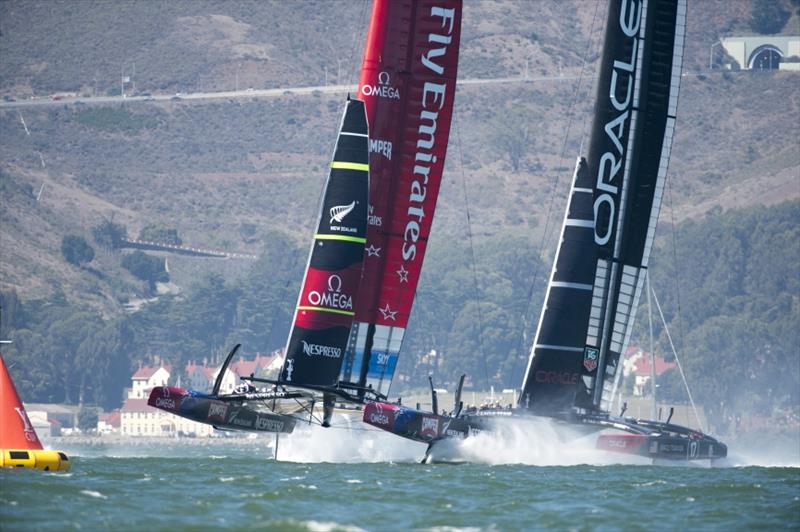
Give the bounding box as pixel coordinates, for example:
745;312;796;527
281;99;370;389
339;0;463;399
520;0;687;417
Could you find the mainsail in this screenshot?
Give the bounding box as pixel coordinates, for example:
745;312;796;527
339;0;463;398
281;99;370;388
519;0;686;416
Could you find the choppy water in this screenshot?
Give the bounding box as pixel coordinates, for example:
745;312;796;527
2;428;799;531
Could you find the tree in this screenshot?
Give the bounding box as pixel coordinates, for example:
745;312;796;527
61;235;95;266
77;407;98;432
121;251;168;291
92;220;127;250
138;223;182;245
750;0;790;34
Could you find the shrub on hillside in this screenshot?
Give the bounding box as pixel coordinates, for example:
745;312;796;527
750;0;790;34
61;235;95;266
138;223;182;245
92;220;127;249
121;251;168;290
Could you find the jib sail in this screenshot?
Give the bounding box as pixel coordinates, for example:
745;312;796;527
519;0;686;416
338;0;463;398
281;99;370;388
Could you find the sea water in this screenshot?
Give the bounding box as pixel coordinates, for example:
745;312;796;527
2;425;798;531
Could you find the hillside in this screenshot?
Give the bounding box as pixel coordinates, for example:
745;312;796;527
0;1;798;411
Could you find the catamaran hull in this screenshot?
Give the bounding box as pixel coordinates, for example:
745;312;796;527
364;401;727;462
596;433;727;461
363;401;496;442
148;386;296;434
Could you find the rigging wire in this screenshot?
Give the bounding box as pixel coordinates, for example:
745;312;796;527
506;0;604;390
452;112;492;391
650;284;705;432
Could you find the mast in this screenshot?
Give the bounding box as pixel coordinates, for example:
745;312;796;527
647;271;657;419
340;0;463;399
519;0;686;417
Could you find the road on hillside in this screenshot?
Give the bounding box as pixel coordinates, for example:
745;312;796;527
0;74;588;109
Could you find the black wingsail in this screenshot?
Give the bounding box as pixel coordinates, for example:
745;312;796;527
280;99;370;389
520;0;686;416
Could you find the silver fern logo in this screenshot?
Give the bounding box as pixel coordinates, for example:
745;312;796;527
330;201;356;224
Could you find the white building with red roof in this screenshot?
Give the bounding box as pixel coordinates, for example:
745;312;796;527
622;347;676;397
98;410;121;434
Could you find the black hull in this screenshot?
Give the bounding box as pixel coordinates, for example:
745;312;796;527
148;386;297;434
363;401;727;462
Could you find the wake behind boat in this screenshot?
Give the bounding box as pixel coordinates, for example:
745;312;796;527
365;0;728;463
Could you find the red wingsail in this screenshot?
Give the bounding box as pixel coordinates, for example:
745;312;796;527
340;0;462;397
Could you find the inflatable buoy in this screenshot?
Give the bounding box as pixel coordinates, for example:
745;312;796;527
0;449;70;472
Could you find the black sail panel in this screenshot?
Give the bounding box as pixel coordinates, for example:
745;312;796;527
520;0;685;416
281;99;370;388
593;0;685;409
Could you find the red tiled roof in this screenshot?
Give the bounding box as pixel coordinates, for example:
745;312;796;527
632;353;675;376
100;410;121;426
121;398;154;413
132;365;171;380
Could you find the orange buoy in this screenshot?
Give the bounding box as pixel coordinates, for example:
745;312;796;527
0;353;70;472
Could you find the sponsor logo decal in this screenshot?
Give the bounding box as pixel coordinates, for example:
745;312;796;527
369;138;392;160
583;347;599;372
228;410;254;428
368;205;382;227
330;201;356;224
360;71;401;100
420;416;439;437
301;340;342;359
307;274;353;311
367;404;391;427
14;407;39;443
606;438;627;448
284;358;294;382
401;6;457;263
208;402;228;421
535;371;579;385
593;0;642;246
376;352;391;366
154;388;176;410
255;416;285;432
